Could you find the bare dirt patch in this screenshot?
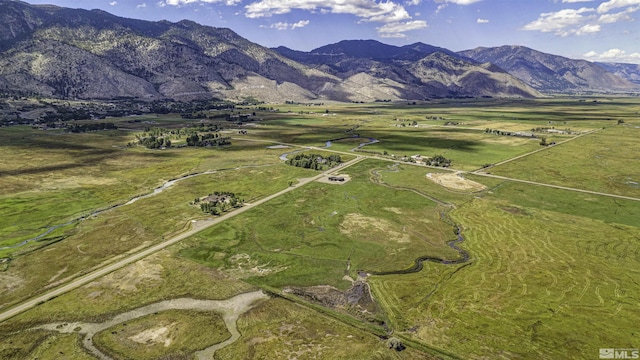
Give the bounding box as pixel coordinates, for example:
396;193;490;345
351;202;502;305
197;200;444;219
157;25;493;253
426;172;487;192
225;253;287;278
284;281;379;318
383;207;403;214
129;322;177;347
340;213;409;243
0;273;24;296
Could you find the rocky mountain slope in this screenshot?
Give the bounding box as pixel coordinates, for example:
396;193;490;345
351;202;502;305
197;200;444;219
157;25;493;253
0;1;542;102
274;40;541;99
459;45;638;93
0;0;340;102
595;62;640;85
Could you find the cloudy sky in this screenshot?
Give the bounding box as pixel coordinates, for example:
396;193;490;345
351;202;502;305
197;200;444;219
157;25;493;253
24;0;640;63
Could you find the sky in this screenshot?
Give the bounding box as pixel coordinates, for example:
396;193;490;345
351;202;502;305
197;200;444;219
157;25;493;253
23;0;640;64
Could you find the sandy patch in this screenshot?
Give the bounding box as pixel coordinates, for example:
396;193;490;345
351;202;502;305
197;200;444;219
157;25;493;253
383;207;403;214
316;174;351;185
226;253;287;278
426;172;487;192
129;323;177;347
266;145;290;149
340;213;410;243
0;273;24;295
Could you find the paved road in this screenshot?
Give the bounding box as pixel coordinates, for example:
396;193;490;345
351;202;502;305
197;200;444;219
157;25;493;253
473;128;601;173
473;172;640;202
238;134;640;203
0;157;364;323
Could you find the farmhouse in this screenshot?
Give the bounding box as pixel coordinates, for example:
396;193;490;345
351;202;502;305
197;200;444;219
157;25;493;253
328;176;345;182
203;194;232;204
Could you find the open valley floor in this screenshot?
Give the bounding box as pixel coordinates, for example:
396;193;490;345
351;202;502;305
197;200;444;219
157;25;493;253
1;98;639;359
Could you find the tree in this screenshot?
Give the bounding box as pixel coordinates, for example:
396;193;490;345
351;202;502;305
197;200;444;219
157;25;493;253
539;136;547;146
386;337;405;351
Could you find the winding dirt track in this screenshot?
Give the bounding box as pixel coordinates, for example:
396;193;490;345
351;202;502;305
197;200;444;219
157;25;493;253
33;290;269;359
0;156;365;323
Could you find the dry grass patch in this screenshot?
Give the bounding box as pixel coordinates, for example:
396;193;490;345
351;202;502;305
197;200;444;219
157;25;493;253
86;256;163;294
340;213;410;243
426;172;487;192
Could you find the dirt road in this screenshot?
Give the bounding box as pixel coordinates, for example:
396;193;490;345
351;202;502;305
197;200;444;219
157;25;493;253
0;156;364;323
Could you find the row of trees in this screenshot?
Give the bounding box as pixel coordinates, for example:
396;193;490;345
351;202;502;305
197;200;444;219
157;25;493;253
286;153;342;170
65;122;117;133
132;126;229;149
485;128;537;138
185;133;231;147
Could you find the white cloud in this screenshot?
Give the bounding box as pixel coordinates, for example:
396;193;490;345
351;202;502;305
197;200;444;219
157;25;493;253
270;22;289;30
267;19;310;30
244;0;411;23
291;19;310;28
109;1;117;5
598;6;639;22
377;20;427;33
163;0;242;6
137;3;147;8
597;0;640;13
583;48;640;63
562;0;593;3
476;18;489;23
575;23;600;34
434;0;482;4
522;7;595;34
435;4;447;14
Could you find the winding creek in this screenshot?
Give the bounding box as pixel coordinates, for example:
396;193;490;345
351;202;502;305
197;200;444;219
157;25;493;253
1;165;274;251
31;290;269;360
367;166;470;276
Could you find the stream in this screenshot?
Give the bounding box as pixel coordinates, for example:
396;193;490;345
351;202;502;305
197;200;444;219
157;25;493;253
31;290;269;360
1;165;273;251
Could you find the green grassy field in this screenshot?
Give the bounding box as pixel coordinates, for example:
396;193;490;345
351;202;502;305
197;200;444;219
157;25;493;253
1;98;639;359
488;125;640;198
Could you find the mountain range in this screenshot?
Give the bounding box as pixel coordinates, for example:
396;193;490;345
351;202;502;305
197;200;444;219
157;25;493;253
0;0;638;102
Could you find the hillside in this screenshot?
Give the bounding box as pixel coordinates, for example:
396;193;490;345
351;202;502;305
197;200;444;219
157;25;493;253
0;2;541;102
459;45;638;93
274;40;541;99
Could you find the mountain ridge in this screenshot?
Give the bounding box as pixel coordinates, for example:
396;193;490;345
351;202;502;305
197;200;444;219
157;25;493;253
459;45;638;93
1;1;635;102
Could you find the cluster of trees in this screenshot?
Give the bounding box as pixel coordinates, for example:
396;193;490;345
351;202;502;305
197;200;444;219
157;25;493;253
425;154;451;167
137;135;171;149
148;99;235;114
65;122;117;133
286;153;342;170
132;125;229;149
133;127;173;149
185;133;231;147
194;191;243;215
